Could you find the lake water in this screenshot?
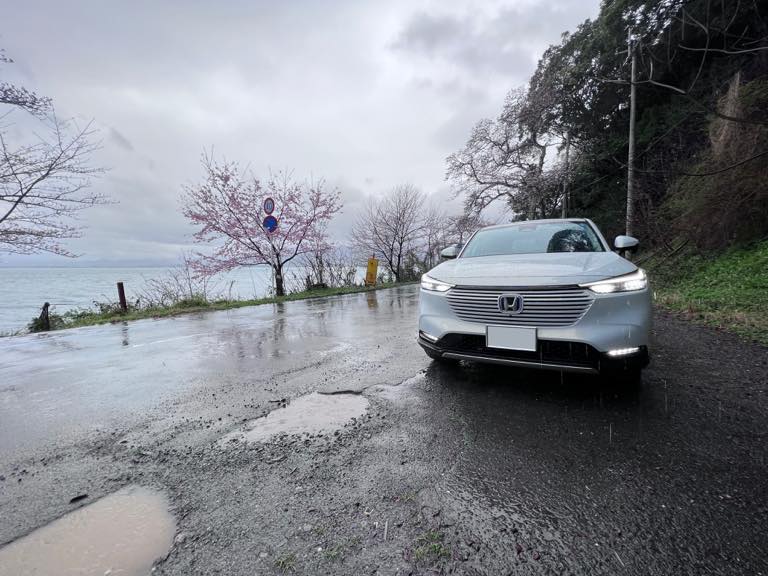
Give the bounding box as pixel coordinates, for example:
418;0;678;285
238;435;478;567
0;266;321;334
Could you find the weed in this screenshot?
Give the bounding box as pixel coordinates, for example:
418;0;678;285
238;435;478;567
413;530;451;562
274;552;296;572
399;490;417;503
324;545;343;561
647;241;768;344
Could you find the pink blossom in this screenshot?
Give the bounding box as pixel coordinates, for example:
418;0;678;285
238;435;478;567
181;153;342;296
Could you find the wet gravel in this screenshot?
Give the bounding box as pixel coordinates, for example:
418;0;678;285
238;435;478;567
1;287;767;575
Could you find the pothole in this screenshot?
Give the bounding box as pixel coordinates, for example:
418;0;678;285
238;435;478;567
224;391;369;443
0;485;175;576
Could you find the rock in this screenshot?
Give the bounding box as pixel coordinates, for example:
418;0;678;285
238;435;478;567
174;532;188;545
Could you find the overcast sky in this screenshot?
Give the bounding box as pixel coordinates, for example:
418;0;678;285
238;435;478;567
1;0;599;266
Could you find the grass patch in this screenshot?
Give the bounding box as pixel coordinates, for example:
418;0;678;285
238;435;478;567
323;544;344;561
323;536;361;562
274;552;296;572
413;530;451;562
646;240;768;345
20;282;415;334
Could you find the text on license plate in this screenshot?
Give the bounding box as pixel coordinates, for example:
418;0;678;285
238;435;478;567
486;326;537;351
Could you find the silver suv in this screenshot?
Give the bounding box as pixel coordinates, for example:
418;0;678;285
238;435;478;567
418;219;651;377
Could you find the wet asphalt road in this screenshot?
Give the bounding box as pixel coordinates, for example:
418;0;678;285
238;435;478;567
1;284;767;575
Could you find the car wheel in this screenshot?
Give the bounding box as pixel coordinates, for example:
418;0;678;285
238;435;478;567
620;368;642;388
601;367;642;388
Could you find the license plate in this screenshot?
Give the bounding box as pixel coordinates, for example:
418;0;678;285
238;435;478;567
486;326;537;351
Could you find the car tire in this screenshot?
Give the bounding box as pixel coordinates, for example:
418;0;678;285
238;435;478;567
620;368;642;387
602;367;642;388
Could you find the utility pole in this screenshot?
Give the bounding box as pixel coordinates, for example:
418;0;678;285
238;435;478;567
561;130;571;218
626;28;637;237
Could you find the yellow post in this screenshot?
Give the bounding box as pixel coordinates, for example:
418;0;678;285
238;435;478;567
365;257;379;286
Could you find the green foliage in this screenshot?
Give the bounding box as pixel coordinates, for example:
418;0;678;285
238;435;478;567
740;80;768;115
274;552;296;572
649;241;768;344
27;312;65;332
412;530;451;563
323;545;343;561
454;0;768;249
174;296;209;309
659;78;768;248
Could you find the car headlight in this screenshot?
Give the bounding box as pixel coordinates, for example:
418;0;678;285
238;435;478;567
421;274;453;292
580;269;647;294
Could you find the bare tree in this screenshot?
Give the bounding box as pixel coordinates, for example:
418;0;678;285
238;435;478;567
296;246;358;290
139;252;221;308
0;49;51;115
445;212;494;245
350;184;425;282
625;1;768;127
0;49;105;256
0;118;105;255
446;89;561;220
413;202;450;272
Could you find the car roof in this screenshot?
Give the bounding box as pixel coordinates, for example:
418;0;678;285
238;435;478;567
479;218;591;231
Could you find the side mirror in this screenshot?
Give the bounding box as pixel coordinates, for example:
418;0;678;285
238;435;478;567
440;244;461;259
614;235;639;255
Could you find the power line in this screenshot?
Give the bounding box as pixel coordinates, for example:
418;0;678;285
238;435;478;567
630;148;768;177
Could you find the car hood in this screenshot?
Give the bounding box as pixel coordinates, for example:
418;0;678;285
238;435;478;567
428;252;637;287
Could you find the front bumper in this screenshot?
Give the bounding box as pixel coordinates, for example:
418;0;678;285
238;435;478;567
418;333;648;374
418;286;652;373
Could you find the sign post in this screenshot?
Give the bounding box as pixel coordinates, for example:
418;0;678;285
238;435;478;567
263;215;278;233
365;257;379;286
262;197;278;233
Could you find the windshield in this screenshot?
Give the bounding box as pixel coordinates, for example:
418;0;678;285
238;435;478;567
460;221;605;258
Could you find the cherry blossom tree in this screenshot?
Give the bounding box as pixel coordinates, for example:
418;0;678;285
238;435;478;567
1;49;105;256
182;153;342;296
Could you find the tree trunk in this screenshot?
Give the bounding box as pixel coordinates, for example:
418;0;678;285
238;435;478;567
274;265;285;297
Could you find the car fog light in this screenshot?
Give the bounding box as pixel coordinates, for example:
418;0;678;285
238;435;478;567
419;330;438;343
607;347;640;357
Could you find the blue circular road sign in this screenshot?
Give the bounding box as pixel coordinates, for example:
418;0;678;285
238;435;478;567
263;215;278;233
263;197;275;215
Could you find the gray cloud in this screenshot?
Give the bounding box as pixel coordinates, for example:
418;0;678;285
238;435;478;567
393;11;530;77
108;128;133;151
393;2;598;78
0;0;599;266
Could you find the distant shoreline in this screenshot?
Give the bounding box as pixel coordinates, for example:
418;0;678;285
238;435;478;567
5;282;416;337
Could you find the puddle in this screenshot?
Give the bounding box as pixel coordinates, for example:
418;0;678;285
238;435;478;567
0;485;175;576
226;391;369;442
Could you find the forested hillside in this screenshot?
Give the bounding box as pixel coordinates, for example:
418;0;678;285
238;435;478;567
448;0;768;250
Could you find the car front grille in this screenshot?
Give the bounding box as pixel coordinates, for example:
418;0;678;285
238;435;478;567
446;286;594;327
436;334;601;369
